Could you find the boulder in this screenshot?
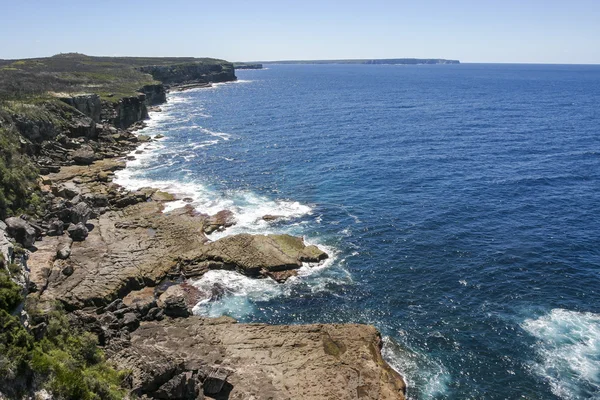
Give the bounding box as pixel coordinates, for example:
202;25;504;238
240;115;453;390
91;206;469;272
122;312;140;332
56;240;72;260
47;219;65;236
67;222;88;241
203;367;233;395
71;145;95;165
154;371;200;400
51;181;80;199
4;217;36;247
157;284;201;318
70;202;92;225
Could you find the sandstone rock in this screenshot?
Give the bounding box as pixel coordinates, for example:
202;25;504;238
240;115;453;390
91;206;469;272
4;217;36;247
123;287;157;316
151;190;176;202
182;234;328;279
157;284;201;318
0;223;14;266
110;317;406;400
105;299;127;312
154;371;200;399
203;210;235;234
67;222;88;241
33;199;207;309
71;145;95;165
51;181;80;199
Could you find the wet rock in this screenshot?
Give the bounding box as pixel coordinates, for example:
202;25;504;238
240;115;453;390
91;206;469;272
203;210;235;234
262;214;284;222
67;222;88;241
182;234;328;279
151;190;176;202
4;217;36;247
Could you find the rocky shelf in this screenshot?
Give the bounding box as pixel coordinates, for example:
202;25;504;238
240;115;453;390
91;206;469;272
0;54;407;399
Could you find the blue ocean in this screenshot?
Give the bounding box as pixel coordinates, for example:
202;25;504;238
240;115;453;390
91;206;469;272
115;64;600;399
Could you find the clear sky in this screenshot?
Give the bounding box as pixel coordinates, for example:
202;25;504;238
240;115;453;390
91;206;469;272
1;0;599;64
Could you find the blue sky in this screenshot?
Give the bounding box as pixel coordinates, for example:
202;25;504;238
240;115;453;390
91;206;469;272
1;0;599;63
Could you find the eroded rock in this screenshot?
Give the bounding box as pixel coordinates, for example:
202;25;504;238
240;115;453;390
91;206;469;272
110;317;406;400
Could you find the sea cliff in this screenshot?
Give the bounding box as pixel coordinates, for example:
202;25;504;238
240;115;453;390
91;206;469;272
0;54;406;399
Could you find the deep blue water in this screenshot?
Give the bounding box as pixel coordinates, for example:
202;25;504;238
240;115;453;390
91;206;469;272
116;64;600;399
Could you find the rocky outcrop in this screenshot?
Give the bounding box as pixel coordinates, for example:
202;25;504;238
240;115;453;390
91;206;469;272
4;217;36;248
112;94;150;129
59;94;102;123
203;210;235;234
110;317;406;400
139;62;236;85
140;84;167;106
179;234;328;279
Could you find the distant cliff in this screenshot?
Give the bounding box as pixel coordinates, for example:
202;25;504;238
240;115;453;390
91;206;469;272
139;62;236;85
261;58;460;65
234;63;263;70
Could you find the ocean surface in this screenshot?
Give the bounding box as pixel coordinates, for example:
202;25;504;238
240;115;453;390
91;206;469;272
115;64;600;399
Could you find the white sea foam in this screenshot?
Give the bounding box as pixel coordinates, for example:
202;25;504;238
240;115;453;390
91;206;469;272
381;336;451;399
115;85;349;322
522;309;600;399
190;244;342;319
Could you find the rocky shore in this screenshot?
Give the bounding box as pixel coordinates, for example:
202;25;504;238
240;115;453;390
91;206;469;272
0;56;406;399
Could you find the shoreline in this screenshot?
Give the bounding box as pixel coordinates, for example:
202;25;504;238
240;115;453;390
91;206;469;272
3;78;408;398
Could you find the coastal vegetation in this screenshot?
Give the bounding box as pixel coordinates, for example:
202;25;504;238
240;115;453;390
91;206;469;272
0;52;230;101
0;123;40;220
0;265;126;399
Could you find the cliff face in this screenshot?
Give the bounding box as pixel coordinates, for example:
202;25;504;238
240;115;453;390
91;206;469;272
139;62;236;85
60;94;102;123
110;94;150;130
140;84;167;106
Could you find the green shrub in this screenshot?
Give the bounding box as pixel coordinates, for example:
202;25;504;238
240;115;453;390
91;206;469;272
0;300;127;399
0;123;41;219
0;269;23;311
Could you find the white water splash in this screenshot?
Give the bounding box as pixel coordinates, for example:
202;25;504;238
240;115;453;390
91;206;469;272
522;308;600;399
